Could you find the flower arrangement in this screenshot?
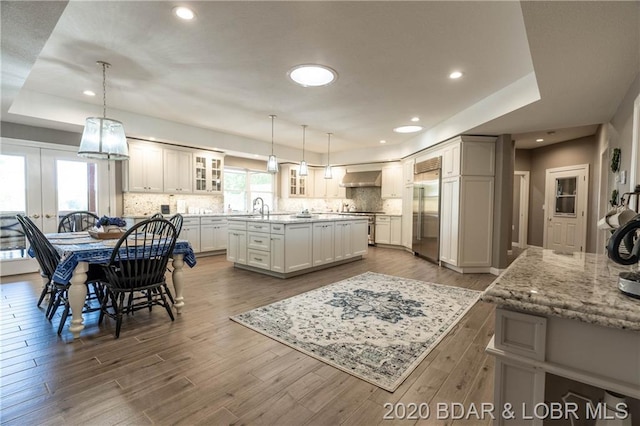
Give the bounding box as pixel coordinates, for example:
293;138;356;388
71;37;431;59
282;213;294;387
97;216;127;228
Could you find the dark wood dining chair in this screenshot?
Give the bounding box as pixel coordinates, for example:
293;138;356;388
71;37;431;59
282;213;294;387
98;218;178;338
58;211;99;233
16;214;103;335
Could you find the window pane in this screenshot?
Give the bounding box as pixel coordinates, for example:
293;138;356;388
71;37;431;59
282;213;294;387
224;170;247;211
0;155;26;212
57;160;97;212
0;155;27;259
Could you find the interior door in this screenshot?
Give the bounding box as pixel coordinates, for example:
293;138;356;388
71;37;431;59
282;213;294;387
544;166;588;253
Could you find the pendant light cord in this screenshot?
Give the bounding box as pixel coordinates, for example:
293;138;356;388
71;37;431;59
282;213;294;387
302;125;307;161
269;114;276;155
98;61;111;119
327;133;332;164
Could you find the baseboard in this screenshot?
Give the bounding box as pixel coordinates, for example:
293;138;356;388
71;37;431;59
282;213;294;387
441;262;491;274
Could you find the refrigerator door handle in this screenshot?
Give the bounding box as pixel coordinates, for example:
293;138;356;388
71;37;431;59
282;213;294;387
417;186;423;240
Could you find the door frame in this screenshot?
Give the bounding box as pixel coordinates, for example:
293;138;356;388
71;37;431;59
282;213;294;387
542;164;589;252
513;170;530;249
630;92;640;191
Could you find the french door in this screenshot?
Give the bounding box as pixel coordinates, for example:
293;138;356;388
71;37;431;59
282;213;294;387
0;139;111;276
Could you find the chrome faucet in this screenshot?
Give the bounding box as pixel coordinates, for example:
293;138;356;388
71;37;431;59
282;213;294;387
252;197;269;218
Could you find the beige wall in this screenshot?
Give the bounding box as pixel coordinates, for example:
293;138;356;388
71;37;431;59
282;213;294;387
515;135;599;252
225;155;267;171
609;73;640;194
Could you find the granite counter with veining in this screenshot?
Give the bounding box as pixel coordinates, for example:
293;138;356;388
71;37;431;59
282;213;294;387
481;246;640;331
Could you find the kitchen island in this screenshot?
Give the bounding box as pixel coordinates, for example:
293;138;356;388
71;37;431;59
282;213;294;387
227;214;368;278
482;247;640;424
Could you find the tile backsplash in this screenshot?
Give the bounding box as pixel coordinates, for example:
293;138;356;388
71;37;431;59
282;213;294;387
277;187;402;214
123;193;223;216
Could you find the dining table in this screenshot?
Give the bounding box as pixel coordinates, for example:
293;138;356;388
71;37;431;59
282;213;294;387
40;231;197;339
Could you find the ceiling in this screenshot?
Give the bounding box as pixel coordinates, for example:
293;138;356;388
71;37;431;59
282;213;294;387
1;1;639;164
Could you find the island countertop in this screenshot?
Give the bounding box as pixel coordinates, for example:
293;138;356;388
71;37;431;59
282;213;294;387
227;214;368;224
481;246;640;331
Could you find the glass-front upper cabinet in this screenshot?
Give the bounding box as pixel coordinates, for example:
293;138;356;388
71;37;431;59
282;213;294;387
194;151;224;193
554;176;577;216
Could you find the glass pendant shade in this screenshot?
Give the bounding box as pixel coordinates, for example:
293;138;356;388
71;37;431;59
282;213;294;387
324;165;333;179
299;160;309;176
78;117;128;160
267;154;279;173
267;114;278;173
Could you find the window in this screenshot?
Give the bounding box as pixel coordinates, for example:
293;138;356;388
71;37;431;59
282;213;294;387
224;168;274;212
56;160;98;213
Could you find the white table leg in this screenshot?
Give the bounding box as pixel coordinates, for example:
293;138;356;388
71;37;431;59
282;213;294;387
172;254;185;313
68;261;88;339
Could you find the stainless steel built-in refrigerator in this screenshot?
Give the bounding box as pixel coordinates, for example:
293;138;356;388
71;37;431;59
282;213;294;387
412;158;441;263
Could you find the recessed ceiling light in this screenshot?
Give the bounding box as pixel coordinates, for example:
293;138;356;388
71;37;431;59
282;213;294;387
83;90;95;96
380;140;387;144
536;138;544;142
393;125;423;134
449;71;463;79
173;6;195;20
288;64;338;87
410;117;420;122
149;137;156;141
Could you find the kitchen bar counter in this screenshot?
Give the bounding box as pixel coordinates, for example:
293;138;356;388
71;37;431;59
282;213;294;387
482;247;640;423
227;215;368;278
481;246;640;331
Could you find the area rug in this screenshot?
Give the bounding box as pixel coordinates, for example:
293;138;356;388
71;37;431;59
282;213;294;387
230;272;481;392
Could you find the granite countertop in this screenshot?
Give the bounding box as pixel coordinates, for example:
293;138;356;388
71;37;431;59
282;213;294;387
227;214;368;224
482;246;640;331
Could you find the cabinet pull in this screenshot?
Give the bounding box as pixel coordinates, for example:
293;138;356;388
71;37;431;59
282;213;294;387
254;257;263;262
254;240;263;243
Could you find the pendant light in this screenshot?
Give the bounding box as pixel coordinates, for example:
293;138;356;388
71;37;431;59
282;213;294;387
299;124;309;176
78;61;129;160
266;114;279;173
324;132;333;179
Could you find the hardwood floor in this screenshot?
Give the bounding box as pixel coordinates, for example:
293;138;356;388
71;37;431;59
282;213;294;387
0;247;497;425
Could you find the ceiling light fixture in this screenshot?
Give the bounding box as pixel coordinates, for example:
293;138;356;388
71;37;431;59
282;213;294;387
173;6;195;20
266;114;279;173
324;133;333;179
380;140;387;144
78;61;128;160
449;71;463;79
83;90;95;97
393;125;423;134
299;124;309;177
288;64;337;87
536;138;544;142
410;117;420;122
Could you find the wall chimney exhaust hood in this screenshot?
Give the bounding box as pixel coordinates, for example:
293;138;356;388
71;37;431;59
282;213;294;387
340;171;382;187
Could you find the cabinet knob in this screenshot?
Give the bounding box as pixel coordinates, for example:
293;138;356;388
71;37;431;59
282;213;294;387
31;214;40;219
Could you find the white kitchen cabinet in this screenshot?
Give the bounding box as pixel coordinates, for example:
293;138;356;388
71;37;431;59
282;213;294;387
312;222;335;266
163;148;192;193
227;223;247;265
200;217;227;252
284;223;313;272
125;141;163;192
351;220;368;256
440;176;494;270
194;152;223;193
402;185;413;249
442;141;461;178
402;159;415;185
181;217;201;253
313;166;345;199
270;233;285;272
334;221;352;261
281;164;311;198
375;215;390;244
381;164;403;198
390;216;402;245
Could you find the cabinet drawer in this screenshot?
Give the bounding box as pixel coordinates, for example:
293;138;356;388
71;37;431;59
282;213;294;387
270;223;285;234
247;223;269;232
248;232;270;251
200;217;227;225
228;221;247;231
376;215;390;222
182;217;201;226
247;249;270;270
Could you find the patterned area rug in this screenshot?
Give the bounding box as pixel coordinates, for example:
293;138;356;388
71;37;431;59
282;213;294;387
231;272;481;392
